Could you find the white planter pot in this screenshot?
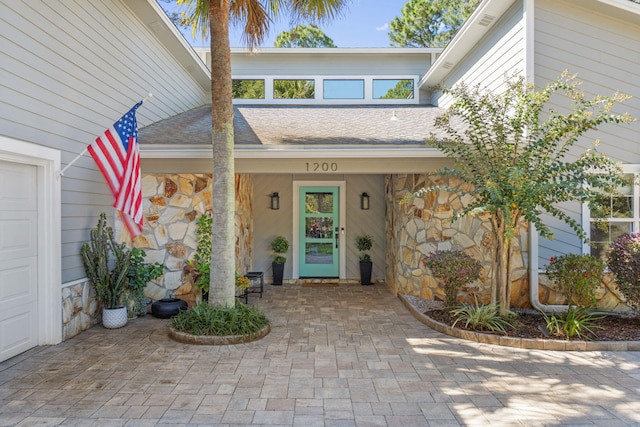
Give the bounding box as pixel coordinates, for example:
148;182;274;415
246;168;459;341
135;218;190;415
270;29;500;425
102;307;128;329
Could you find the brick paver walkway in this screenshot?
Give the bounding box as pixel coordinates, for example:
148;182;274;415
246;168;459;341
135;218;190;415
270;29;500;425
1;284;640;426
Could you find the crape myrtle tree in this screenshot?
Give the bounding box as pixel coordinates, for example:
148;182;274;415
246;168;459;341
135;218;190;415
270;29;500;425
389;0;479;48
415;71;634;315
177;0;348;307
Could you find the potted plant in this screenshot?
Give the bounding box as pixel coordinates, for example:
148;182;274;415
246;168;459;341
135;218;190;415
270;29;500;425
355;234;374;285
126;248;165;317
271;235;289;286
81;212;132;328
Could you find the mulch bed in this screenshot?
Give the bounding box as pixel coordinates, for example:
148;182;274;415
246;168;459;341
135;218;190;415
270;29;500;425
425;308;640;341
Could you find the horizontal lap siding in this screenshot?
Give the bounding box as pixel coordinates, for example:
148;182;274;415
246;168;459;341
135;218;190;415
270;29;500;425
435;2;525;107
0;0;208;282
534;0;640;264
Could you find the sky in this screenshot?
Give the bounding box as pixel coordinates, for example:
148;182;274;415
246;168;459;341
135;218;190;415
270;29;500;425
163;1;407;48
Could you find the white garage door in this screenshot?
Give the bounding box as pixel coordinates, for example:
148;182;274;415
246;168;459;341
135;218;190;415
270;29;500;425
0;160;38;363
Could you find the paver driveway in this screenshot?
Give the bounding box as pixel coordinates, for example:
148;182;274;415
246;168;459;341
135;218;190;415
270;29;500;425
1;284;639;426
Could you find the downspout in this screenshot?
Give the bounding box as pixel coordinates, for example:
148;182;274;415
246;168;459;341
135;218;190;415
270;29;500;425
523;0;566;314
529;224;568;314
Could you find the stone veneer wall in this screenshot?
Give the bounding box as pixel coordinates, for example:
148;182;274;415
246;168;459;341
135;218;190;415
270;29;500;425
385;173;629;311
61;279;99;340
61;173;253;340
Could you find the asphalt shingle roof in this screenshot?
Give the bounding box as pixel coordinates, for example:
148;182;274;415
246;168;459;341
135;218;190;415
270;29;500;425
139;105;446;146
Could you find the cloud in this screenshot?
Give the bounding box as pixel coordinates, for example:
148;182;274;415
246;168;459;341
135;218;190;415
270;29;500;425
376;23;389;31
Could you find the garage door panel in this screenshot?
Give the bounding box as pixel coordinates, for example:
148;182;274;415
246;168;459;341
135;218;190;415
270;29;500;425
0;213;38;261
0;161;37;211
0;160;38;363
0;302;38;362
0;256;37;308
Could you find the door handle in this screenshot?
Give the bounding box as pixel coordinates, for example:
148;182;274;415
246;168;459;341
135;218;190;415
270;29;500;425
335;227;339;248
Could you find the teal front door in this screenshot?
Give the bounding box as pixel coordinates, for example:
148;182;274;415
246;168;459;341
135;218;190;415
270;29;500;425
299;186;340;277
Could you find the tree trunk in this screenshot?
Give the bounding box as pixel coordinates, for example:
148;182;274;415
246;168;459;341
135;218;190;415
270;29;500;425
209;0;236;308
493;211;513;316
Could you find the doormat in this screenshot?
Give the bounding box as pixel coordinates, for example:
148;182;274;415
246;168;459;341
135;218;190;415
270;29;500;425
302;282;339;287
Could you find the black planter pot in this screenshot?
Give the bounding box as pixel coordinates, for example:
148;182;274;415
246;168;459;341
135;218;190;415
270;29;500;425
272;262;285;286
359;262;373;286
151;298;188;319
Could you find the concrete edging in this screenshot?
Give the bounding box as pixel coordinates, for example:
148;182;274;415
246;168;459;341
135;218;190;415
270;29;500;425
168;323;271;345
399;294;640;351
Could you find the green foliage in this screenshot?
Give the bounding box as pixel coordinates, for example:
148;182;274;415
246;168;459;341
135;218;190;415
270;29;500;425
380;79;414;99
169;302;270;336
81;213;132;309
184;214;212;292
545;254;604;308
426;250;482;306
450;302;515;334
542;307;604;340
389;0;479;48
415;71;634;314
232;79;265;99
274;24;336;48
607;233;640;311
271;235;290;264
273;79;315;99
126;248;165;316
355;234;373;263
235;273;251;290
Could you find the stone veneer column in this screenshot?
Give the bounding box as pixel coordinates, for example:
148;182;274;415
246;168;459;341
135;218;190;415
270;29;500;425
128;173;253;304
385;173;629;310
387;173;530;307
63;173;254;338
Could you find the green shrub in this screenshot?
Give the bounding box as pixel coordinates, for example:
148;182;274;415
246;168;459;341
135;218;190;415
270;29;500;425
271;235;289;264
450;302;514;334
355;234;373;263
545;254;604;308
607;233;640;311
184;214;212;292
425;250;482;306
542;307;604;341
169;302;270;336
126;248;165;316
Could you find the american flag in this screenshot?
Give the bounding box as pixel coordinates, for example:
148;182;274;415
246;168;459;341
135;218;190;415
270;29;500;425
88;101;144;237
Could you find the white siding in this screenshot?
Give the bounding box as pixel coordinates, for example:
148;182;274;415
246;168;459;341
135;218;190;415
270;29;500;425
534;0;640;264
434;2;525;107
0;0;209;282
231;51;431;77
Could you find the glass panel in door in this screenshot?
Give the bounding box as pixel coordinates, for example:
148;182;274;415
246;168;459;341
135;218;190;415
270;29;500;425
299;186;339;277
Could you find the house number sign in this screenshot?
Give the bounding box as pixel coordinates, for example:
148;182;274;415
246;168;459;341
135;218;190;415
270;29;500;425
305;162;338;172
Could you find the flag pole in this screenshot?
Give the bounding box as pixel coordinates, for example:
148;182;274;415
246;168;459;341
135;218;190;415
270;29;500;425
57;93;153;178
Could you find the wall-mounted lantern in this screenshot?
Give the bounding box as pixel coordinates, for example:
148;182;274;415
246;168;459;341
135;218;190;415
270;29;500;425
360;192;370;210
270;192;280;210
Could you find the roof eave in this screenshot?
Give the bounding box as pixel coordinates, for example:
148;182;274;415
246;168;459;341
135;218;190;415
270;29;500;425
229;47;442;55
140;144;446;159
121;0;210;93
419;0;518;90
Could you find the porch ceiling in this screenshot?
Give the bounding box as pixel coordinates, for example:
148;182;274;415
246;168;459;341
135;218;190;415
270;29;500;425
138;104;447;147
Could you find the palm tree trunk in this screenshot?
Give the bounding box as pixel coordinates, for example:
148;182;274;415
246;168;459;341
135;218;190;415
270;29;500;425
209;0;236;308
